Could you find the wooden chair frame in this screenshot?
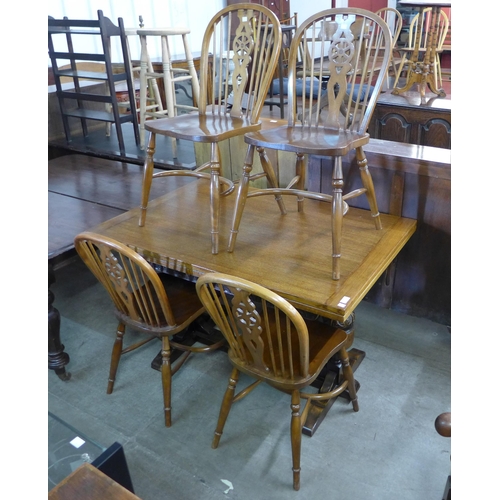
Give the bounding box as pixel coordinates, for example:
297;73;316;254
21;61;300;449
196;272;359;491
138;4;282;255
74;232;225;427
227;8;392;280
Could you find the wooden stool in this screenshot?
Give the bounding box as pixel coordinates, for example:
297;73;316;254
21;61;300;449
137;28;200;155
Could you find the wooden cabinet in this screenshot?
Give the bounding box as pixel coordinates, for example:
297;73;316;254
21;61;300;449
368;91;451;149
308;140;451;325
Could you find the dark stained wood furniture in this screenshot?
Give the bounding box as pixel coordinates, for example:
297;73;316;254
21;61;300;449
368;90;451;149
308;138;451;325
87;179;416;434
48;11;140;157
49;463;141;500
48;154;194;380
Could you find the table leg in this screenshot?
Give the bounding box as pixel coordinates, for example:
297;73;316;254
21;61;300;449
48;264;71;381
302;314;364;437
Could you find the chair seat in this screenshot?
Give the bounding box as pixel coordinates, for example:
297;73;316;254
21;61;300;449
245;125;369;156
144;113;261;143
228;319;348;391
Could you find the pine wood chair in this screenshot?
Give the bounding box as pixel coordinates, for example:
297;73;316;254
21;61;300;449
74;232;225;427
227;8;392;280
393;7;449;91
196;272;358;491
138;4;282;255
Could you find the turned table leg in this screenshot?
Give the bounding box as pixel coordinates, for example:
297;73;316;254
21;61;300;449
48;264;71;381
302;314;364;436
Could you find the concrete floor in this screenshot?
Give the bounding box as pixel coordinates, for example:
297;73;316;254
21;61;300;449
48;255;451;500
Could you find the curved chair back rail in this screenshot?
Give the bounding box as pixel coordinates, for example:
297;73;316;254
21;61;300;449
74;231;224;428
196;272;359;490
139;3;283;256
227;8;392;280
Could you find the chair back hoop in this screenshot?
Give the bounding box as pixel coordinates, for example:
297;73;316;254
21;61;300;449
197;3;282;124
408;7;449;51
196;273;310;382
375;7;403;50
74;232;177;328
287;8;392;133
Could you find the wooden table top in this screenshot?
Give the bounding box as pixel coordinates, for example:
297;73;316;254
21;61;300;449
48;154;194;259
88;180;416;322
49;463;141;500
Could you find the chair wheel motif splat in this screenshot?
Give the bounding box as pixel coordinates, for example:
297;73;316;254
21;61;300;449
138;3;282;255
227;8;392;280
196;272;359;491
74;232;225;428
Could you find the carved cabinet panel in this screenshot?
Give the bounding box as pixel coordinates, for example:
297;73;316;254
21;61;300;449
368;92;451;149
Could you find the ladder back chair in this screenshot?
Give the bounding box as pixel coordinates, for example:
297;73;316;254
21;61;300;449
393;7;449;91
196;272;359;491
227;8;392;280
74;232;225;428
138;3;282;255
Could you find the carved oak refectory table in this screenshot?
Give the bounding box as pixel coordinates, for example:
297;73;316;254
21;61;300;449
88;179;416;435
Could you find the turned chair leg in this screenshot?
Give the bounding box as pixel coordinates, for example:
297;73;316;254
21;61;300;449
212;367;239;448
290;389;302;491
256;146;287;214
228;146;255;253
209;143;222;254
356;147;382;230
161;337;173;427
107;322;125;394
331;156;344;281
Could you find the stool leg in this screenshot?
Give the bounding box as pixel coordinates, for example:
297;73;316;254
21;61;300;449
139;34;149;150
160;35;178;158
